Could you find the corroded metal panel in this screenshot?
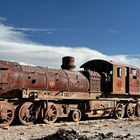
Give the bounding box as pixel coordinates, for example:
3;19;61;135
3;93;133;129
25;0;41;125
129;68;140;94
113;65;125;94
64;70;89;92
46;68;68;91
89;100;114;110
0;60;21;94
21;65;46;90
22;90;90;100
89;71;101;93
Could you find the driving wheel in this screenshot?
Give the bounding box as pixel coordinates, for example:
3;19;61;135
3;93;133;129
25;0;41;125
43;102;58;123
0;101;14;127
18;102;36;125
115;103;125;119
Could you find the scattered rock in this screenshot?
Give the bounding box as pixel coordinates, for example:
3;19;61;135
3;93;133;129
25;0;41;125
32;128;89;140
124;133;131;138
19;132;24;135
95;132;114;140
106;132;113;138
82;130;90;133
115;133;135;140
96;133;107;139
1;126;9;130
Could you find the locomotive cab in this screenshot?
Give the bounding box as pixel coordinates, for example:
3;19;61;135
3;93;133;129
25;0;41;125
81;59;140;96
81;60;113;94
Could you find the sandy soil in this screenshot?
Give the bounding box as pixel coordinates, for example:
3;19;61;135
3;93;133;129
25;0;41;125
0;117;140;140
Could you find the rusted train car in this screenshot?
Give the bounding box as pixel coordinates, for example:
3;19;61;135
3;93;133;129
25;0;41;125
0;56;140;127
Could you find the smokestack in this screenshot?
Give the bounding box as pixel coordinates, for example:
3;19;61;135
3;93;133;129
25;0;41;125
61;56;75;71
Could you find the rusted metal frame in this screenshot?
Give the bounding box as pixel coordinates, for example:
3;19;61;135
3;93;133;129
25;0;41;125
99;97;134;101
91;107;114;111
35;96;90;101
51;100;83;118
40;100;70;120
20;90;140;101
89;100;115;109
101;92;140;100
22;89;91;100
52;103;69;118
22;89;89;118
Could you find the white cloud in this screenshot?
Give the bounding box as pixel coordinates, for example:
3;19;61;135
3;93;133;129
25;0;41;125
14;27;55;34
0;20;140;70
0;40;106;68
0;22;28;43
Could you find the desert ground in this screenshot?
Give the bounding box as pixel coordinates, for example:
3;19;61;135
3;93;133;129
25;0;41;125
0;117;140;140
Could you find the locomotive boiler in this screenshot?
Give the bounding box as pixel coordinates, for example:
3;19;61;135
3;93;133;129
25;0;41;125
0;56;140;127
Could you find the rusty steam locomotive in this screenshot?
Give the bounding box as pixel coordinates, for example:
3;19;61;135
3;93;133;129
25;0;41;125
0;56;140;127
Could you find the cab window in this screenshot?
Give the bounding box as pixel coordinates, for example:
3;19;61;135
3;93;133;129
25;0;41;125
117;67;122;77
132;69;137;79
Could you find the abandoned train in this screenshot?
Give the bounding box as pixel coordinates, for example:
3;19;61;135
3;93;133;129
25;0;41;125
0;56;140;127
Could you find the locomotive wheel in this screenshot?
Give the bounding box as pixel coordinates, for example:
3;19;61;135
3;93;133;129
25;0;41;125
18;102;36;125
136;103;140;117
115;103;125;119
71;109;81;122
0;101;14;127
126;103;135;118
43;103;58;123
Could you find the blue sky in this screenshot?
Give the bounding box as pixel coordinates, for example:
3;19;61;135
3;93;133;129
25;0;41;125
0;0;140;68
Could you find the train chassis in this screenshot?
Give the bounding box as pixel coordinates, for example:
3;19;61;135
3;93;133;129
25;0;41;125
0;97;140;127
